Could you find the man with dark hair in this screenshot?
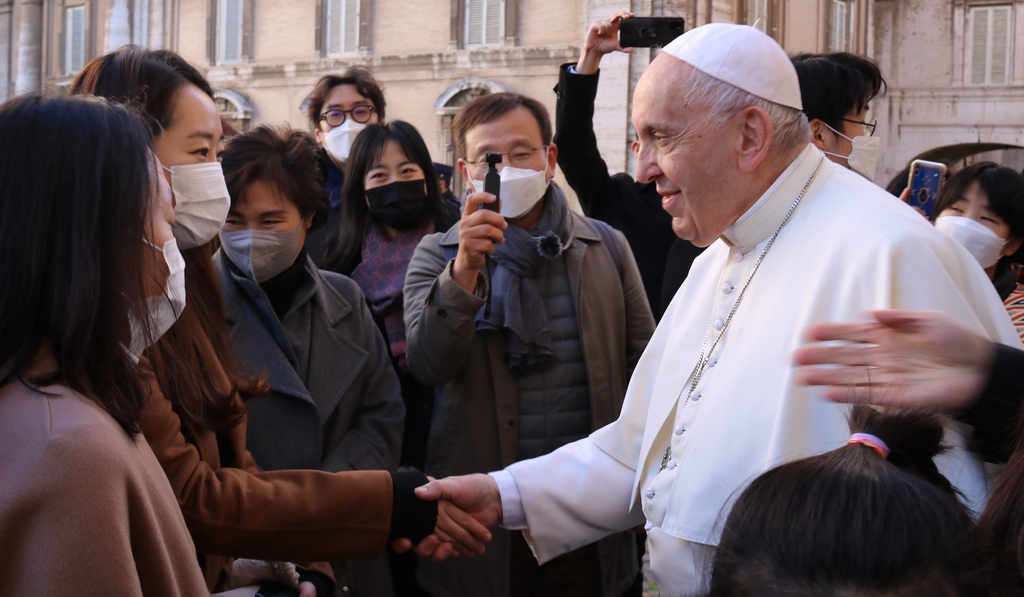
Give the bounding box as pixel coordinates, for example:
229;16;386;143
304;66;386;264
403;91;653;597
791;52;887;179
433;161;460;213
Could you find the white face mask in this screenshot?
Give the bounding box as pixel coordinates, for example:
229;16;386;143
823;123;880;180
165;162;231;249
220;226;303;284
471;165;550;219
935;215;1008;269
323;120;367;164
129;238;187;359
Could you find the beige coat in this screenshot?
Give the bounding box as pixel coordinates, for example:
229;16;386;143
0;349;208;597
404;209;655;597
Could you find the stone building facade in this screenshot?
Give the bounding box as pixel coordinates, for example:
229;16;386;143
2;0;1023;189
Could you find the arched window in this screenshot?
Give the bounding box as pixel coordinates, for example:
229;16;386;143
214;89;253;134
433;77;507;194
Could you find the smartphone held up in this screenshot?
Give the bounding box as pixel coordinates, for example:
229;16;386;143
620;17;685;48
906;159;947;220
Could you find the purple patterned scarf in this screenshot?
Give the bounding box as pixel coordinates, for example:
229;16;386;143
351;219;434;371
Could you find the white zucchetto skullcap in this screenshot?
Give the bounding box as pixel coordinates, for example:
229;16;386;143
661;23;803;111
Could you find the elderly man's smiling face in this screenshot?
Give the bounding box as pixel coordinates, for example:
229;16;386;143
633;56;753;247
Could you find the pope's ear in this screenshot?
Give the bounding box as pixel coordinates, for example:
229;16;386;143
735;106;773;174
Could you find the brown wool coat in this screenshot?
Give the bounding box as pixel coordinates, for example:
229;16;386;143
137;340;394;591
0;350;209;597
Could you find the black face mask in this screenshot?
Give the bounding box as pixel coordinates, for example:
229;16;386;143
365;180;428;230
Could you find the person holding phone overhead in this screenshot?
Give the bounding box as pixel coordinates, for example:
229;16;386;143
554;11;703;319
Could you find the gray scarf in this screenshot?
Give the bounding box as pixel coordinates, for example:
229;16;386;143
476;183;575;375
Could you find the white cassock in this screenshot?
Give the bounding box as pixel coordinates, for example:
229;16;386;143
489;144;1024;596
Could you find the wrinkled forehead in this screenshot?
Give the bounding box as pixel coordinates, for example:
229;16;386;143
632;55;699;132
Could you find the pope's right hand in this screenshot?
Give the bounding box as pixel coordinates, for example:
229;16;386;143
452;191;506;293
415;474;504;537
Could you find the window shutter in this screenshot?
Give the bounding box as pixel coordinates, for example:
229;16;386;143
219;0;242;64
970;5;1013;85
65;6;86;75
484;0;503;44
343;0;359;53
746;0;768;32
465;0;483;46
326;0;342;55
830;0;847;52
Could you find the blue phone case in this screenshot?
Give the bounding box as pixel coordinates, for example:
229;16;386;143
909;165;943;219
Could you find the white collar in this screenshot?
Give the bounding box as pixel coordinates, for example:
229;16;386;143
721;144;824;252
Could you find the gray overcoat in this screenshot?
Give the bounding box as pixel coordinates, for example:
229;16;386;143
403;209;656;597
216;251;404;597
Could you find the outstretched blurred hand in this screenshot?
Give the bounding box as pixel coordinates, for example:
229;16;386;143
793;310;995;411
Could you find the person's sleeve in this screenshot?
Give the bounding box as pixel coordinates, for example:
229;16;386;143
135;357;395;562
553;63;619;219
506;437;646;564
958;344;1024;464
403;234;487;386
322;283;405;474
488;470;528;530
388;470;438;544
614;229;656;373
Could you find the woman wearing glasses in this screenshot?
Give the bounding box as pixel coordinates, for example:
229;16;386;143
305;67;386;264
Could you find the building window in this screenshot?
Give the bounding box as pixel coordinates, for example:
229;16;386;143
968;4;1012;85
65;6;86;75
217;0;243;64
745;0;768;32
464;0;503;47
830;0;849;51
325;0;359;55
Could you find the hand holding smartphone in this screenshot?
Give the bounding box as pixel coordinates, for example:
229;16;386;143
906;159;947;220
619;17;685;48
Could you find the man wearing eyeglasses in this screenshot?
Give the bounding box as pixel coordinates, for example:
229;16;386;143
791;52;886;180
303;67;385;265
402;91;654;597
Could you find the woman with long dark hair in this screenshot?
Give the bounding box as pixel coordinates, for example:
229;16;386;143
69;47;486;596
0;93;207;594
324;121;459;473
708;406;984;596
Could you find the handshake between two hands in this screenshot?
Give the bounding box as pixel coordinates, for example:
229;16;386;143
391;473;504;561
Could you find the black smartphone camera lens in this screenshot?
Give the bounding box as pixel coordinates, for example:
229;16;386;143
639;27;657;39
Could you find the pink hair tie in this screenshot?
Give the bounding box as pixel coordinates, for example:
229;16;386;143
848;433;890;459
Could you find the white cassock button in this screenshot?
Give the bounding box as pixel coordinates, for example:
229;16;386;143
721;283;734;294
693;392;702;401
714;319;724;330
668;460;678;470
644;522;655;531
674;425;685;436
733;252;743;262
645;487;656;499
708;356;718;367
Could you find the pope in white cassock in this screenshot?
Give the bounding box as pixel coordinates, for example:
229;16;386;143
414;23;1024;596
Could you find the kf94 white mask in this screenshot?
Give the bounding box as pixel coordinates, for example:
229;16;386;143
935;215;1008;269
323;120;367;164
823;124;881;180
471;167;550;219
128;237;187;359
165;162;231;249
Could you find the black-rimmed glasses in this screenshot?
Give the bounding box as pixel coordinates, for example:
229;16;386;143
319;106;375;127
843;117;877;137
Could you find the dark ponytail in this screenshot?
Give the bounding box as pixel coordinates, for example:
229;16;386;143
708;406;982;597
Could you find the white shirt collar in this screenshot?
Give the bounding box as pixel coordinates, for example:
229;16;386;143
721;144;823;252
